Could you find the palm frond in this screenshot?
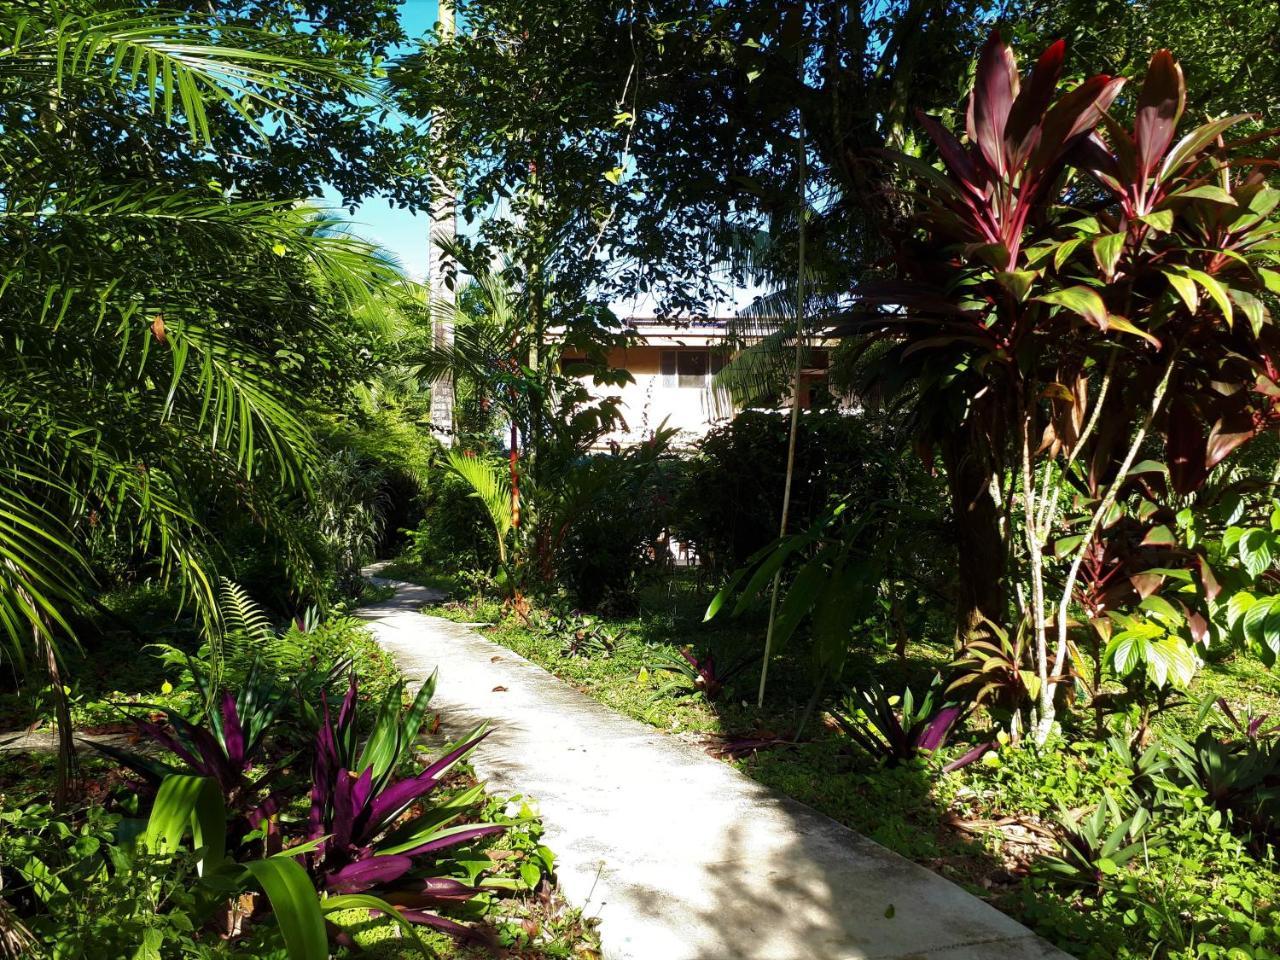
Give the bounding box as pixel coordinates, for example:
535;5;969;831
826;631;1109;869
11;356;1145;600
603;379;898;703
444;450;512;565
0;9;372;144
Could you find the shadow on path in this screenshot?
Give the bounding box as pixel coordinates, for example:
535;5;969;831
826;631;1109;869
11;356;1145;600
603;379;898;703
359;575;1070;960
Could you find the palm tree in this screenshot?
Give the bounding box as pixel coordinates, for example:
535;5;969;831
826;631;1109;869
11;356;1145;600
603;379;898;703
0;3;403;794
416;250;540;529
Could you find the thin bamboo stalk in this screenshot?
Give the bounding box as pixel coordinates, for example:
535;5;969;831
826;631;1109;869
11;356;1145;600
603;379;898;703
757;116;807;709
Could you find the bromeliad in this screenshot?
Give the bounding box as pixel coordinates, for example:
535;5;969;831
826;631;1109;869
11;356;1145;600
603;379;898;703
302;674;505;939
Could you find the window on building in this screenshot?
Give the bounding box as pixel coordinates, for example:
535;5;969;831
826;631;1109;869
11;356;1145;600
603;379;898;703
660;349;721;389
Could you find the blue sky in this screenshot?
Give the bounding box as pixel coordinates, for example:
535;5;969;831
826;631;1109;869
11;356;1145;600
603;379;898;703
318;1;439;281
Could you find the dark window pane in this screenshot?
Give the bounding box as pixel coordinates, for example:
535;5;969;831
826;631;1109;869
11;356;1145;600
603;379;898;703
660;350;676;387
677;350;708;388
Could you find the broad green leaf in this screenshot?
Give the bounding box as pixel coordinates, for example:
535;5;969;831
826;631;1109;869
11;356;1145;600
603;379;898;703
1159;115;1251;180
1228;287;1267;337
246;858;328;960
1138;209;1174;233
770;557;829;653
1036;286;1108;328
811;561;871;676
1240;528;1274;578
145;775;225;875
1176;184;1237;205
996;270;1037;302
1106;634;1144;677
1258;267;1280;295
1092;233;1125;278
1184;268;1233;326
704;564;748;621
1148;636;1197;689
1054;534;1085;558
1053;237;1086;270
1138;594;1181;626
731;534;813;617
1163;270;1199;314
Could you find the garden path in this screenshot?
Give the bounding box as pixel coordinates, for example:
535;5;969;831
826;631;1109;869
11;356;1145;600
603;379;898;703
359;571;1070;960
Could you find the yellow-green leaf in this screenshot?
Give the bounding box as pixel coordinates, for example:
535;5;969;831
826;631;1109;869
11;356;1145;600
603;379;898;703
1036;286;1108;328
1105;315;1162;349
1163;270;1199;313
1139;209;1175;233
1093;233;1126;278
1184;268;1233;326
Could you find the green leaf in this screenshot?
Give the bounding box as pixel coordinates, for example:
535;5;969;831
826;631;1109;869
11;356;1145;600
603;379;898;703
603;167;625;185
1053;237;1086;270
246;858;328;960
771;557;828;652
810;560;872;676
1159;116;1251;179
145;775;225;875
1258;267;1280;295
1140;525;1176;547
1138;594;1182;627
704;565;747;621
1092;233;1125;278
1240;528;1274;578
1106;634;1145;677
1104;315;1162;349
1177;184;1238;205
1163;270;1199;314
1138;209;1174;233
1228;287;1267;337
1184;268;1234;326
1036;286;1108;328
996;270;1037;301
1241;595;1280;662
1147;635;1197;689
1054;534;1085;558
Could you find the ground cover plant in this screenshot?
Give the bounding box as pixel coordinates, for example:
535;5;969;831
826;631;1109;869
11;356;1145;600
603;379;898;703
0;585;596;959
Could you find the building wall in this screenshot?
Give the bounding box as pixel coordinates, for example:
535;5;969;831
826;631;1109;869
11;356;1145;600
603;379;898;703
569;327;831;449
589;345;729;447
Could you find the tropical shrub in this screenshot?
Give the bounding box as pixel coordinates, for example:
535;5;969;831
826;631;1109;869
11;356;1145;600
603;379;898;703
854;31;1280;741
676;410;941;573
402;471;499;574
547;436;681;610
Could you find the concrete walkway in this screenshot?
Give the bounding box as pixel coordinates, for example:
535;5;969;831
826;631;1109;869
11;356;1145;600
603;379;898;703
359;578;1069;960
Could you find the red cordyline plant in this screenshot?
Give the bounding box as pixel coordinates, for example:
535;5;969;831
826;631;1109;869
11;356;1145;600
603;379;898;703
846;30;1280;742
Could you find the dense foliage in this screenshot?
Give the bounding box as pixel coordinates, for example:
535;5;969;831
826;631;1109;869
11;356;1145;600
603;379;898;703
7;2;1280;959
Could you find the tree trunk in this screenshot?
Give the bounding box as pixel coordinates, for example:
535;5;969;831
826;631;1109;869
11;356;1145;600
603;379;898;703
938;425;1006;647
